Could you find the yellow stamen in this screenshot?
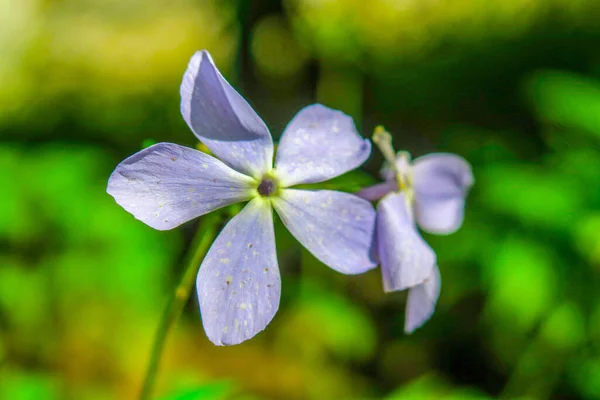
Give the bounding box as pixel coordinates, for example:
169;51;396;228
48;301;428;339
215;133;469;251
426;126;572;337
372;126;397;167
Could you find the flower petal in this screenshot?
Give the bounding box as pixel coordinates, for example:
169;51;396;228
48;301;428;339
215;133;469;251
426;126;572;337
377;192;436;292
356;181;397;202
405;265;441;334
274;104;371;187
180;50;273;178
412;153;474;234
272;189;376;274
107;143;254;230
196;198;280;346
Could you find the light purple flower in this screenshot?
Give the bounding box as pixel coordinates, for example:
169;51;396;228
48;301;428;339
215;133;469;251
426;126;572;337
107;50;376;345
359;129;473;333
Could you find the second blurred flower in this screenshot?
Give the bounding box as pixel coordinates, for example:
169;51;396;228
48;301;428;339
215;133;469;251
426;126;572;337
359;127;474;333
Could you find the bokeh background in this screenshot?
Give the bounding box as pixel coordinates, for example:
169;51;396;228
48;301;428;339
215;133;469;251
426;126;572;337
2;0;600;399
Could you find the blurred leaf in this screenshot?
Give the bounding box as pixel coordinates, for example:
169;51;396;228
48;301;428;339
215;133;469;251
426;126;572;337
526;70;600;140
0;146;36;240
586;301;600;343
278;279;376;361
554;147;600;195
159;382;232;400
386;374;450;399
0;369;59;400
571;213;600;266
387;374;492;399
568;357;600;399
539;302;585;351
0;258;51;360
484;237;557;332
439;126;521;164
480;164;583;229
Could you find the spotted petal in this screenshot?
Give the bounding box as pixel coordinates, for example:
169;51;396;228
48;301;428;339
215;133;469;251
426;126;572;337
272;189;376;275
405;265;441;334
274;104;371;187
377;192;436;292
107;143;255;230
412;153;474;235
180;50;273;178
196;198;280;346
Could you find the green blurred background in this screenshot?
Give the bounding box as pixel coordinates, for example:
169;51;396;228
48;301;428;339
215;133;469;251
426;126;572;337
2;0;600;399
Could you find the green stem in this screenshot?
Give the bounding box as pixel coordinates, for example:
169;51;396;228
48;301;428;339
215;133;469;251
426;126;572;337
139;213;220;400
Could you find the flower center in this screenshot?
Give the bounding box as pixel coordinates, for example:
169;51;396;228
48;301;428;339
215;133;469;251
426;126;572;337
257;177;278;197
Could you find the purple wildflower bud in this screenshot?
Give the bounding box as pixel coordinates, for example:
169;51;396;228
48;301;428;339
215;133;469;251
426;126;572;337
107;50;376;345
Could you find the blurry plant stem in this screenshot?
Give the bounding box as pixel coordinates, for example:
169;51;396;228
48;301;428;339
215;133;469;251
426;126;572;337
139;213;220;400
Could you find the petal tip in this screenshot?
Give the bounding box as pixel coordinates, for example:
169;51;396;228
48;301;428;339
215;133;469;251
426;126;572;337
188;49;213;67
179;49;273;177
180;50;216;108
305;103;335;113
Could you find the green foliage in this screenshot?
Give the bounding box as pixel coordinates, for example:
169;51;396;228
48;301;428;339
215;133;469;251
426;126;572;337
480;164;583;230
484;237;558;332
539;302;585;350
386;374;491;400
526;70;600;139
283;279;377;361
0;370;59;400
159;382;232;400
